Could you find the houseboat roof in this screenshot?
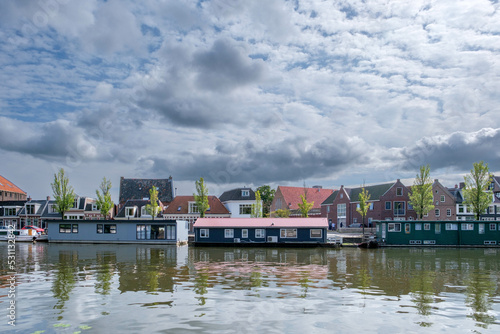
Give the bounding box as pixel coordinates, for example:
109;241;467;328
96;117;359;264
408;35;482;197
194;218;328;228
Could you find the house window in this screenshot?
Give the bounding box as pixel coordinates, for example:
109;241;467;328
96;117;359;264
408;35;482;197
239;204;252;215
255;229;265;238
26;205;35;215
458;205;465;213
393;202;405;216
280;229;297;238
446;223;458;230
92;204;98;211
125;207;136;218
388;223;401;232
188;202;199;213
224;229;234;238
461;223;474;231
407;202;413;210
104;224;116;234
310;229;322;238
435;224;441;234
368;218;373;226
369;203;374;210
424;223;430;231
440;195;445;202
446;209;451;217
415;223;422;231
435;209;440;217
490;223;497;231
97;224;103;234
200;229;209;238
5;208;17;216
327;206;330;213
242;229;248;238
396;187;403;196
385;202;391;210
241;190;250;197
73;198;79;208
340;194;343;199
337;203;346;217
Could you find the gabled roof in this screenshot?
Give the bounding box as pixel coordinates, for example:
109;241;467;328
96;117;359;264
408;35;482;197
195;217;328;228
219;188;255;202
349;183;394;202
0;175;26;195
321;190;339;205
164;196;230;215
278;186;333;210
119;177;174;204
116;199;162;218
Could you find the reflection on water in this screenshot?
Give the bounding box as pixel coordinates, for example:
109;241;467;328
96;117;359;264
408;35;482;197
1;244;500;333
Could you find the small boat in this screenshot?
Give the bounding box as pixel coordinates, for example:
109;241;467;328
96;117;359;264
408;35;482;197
0;228;48;242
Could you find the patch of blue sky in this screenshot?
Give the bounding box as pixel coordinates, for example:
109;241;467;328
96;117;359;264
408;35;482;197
249;53;268;61
6;99;80;122
339;5;358;20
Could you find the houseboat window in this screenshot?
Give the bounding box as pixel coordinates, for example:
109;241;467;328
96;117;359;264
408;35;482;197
404;224;410;234
461;223;474;231
166;225;176;240
242;229;248;238
435;224;441;234
136;225;146;239
424;223;430;231
280;229;297;238
388;223;401;232
490;223;497;231
445;223;458;230
385;201;391;210
415;223;422;230
255;229;265;238
150;225;166;239
310;229;322;238
72;224;78;233
224;229;234;238
59;224;72;233
104;224;116;234
478;224;485;234
200;229;209;238
239;204;252;215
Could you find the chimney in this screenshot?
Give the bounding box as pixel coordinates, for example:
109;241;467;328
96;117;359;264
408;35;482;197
46;196;50;201
455;184;458;189
28;196;32;202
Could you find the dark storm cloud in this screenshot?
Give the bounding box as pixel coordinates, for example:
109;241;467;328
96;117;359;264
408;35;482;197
192;39;265;92
144;135;369;185
399;128;500;171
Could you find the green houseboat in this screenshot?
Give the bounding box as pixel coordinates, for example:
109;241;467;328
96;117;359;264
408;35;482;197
375;220;500;247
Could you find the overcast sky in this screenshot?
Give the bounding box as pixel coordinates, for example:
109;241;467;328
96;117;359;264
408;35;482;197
1;0;499;201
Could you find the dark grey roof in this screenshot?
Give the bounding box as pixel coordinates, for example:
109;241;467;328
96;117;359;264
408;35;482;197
349;183;394;202
321;190;339;205
219;188;255;202
0;200;27;216
447;187;463;204
119;177;174;204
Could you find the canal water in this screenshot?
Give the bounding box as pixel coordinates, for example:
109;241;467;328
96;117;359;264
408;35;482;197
1;243;500;333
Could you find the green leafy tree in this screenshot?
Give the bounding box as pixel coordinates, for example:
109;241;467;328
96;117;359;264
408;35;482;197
145;186;160;220
272;209;290;218
409;165;434;220
51;168;75;220
194;177;209;217
356;187;371;235
256;185;275;217
463;161;492;220
251;190;262;218
95;177;113;219
298;194;314;217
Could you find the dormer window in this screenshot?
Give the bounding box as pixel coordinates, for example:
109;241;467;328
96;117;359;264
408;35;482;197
125;207;136;218
188;202;199;213
73;198;79;208
26;204;35;215
92;203;98;211
242;190;250;197
141;206;151;217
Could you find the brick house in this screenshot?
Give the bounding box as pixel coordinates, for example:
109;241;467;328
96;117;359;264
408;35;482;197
0;175;27;201
270;186;333;217
420;179;456;221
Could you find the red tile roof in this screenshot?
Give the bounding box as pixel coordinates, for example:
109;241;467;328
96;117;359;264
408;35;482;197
0;175;26;195
195;217;328;228
278;186;333;210
164;195;230;214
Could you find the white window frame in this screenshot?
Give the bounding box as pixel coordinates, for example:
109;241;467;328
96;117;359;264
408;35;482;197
241;190;250;197
446;209;451;217
224;229;234;238
242;229;248;238
200;229;209;238
445;223;458;230
280;228;297;238
424;223;430;231
440;195;445;202
461;223;474;231
388;223;401;232
479;223;485;234
435;209;440;217
310;229;322;238
415;223;422;231
125;207;136;218
255;229;265;238
396;187;403;196
337;203;346;217
188;202;199;214
490;223;497;231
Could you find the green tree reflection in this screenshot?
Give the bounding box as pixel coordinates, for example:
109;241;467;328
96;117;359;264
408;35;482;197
95;262;113;295
410;271;435;317
194;272;209;305
51;262;77;315
465;271;496;328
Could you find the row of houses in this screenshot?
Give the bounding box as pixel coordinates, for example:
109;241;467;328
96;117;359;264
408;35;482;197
1;174;500;232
